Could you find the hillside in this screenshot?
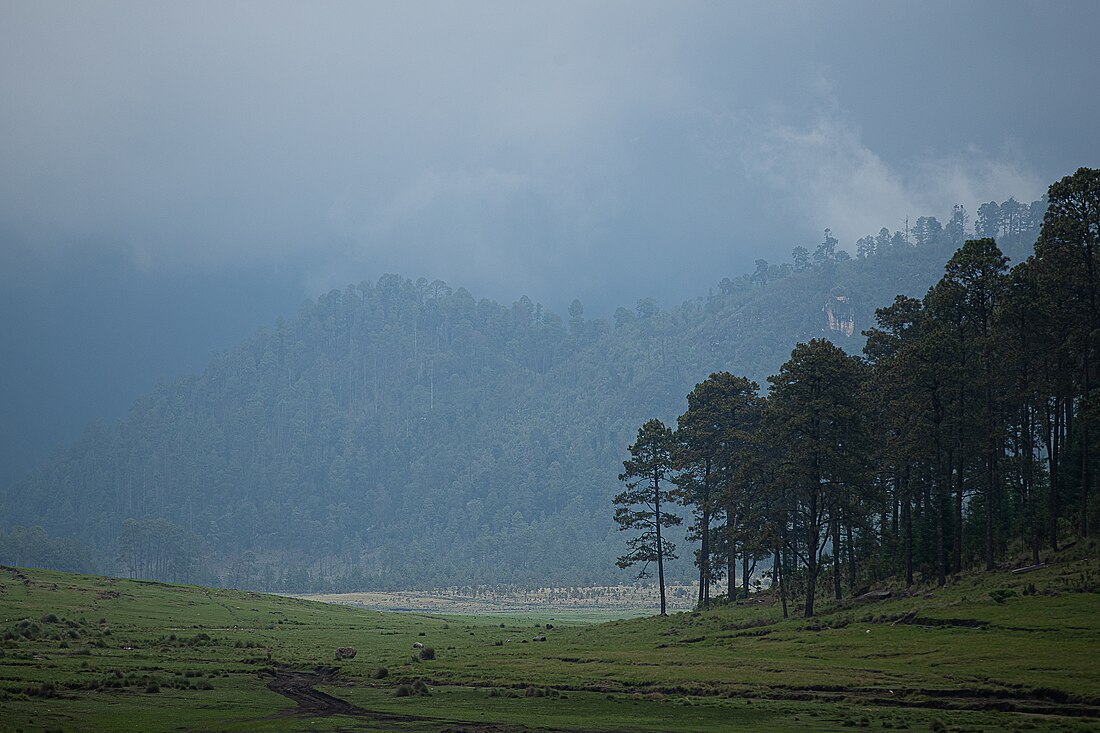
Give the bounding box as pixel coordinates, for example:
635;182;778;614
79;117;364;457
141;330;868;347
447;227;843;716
1;208;1043;591
0;554;1097;732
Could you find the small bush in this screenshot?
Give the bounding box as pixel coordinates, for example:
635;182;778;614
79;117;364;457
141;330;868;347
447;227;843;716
25;681;56;697
371;666;389;679
412;680;430;696
145;683;160;693
419;647;436;660
40;613;60;624
395;684;412;697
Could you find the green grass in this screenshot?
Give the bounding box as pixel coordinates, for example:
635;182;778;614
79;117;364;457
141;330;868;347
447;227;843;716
1;552;1099;732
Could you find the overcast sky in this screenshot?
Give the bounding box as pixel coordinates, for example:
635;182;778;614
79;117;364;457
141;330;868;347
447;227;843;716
2;1;1099;480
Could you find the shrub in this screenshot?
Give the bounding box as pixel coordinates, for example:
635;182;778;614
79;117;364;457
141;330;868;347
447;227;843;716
395;684;412;697
371;666;389;679
412;680;431;696
419;647;436;660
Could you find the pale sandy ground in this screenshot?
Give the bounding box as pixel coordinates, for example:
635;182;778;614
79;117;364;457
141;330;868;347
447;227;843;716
295;583;700;619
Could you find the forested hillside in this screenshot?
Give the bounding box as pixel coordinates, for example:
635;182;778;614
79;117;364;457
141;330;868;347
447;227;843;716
1;200;1044;591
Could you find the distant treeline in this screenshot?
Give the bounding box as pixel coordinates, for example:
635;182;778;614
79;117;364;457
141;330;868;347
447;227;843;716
613;169;1098;616
1;189;1048;592
0;526;91;575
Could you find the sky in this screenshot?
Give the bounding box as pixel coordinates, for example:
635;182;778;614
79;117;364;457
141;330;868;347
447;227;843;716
2;1;1099;482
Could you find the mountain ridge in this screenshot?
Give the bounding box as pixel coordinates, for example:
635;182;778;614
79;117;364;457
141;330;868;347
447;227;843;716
1;210;1042;591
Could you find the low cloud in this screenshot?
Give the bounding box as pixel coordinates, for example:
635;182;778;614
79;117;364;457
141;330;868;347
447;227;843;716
740;98;1045;248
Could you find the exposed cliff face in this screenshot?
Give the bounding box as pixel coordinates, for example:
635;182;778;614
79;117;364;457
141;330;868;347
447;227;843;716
824;294;855;337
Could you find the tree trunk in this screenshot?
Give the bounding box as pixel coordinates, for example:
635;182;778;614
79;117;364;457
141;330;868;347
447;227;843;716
727;506;737;602
1023;404;1040;564
936;446;947;587
1082;357;1092;538
846;521;856;593
777;537;788;619
742;553;750;600
1045;397;1060;551
953;460;964;574
985;450;995;571
831;511;842;602
655;472;667;617
699;505;710;610
954;379;966;574
805;493;819;618
902;472;913;587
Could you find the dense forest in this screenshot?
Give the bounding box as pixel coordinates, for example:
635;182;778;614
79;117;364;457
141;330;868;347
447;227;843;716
0;189;1050;591
613;169;1099;616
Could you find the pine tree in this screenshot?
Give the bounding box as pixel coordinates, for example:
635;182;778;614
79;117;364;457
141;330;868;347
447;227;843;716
614;419;682;615
677;373;764;604
767;339;870;617
1034;168;1100;537
941;239;1009;569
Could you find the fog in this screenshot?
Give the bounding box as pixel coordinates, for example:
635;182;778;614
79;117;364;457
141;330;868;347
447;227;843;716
1;1;1098;481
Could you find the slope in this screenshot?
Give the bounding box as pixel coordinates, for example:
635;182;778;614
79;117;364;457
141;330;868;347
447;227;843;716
1;215;1042;590
1;551;1097;732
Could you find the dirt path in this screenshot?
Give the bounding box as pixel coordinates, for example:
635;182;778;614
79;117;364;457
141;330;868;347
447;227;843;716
262;667;662;733
266;665;426;722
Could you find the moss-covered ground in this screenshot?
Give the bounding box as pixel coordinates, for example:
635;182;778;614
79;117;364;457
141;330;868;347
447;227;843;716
1;548;1099;732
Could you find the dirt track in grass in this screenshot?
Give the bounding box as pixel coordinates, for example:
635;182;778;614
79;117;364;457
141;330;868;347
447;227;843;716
266;665;426;722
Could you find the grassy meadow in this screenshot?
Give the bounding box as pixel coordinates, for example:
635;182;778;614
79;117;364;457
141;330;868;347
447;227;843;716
1;549;1099;732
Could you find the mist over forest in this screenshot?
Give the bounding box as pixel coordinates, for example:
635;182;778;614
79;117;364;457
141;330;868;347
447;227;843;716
0;201;1047;590
2;2;1098;595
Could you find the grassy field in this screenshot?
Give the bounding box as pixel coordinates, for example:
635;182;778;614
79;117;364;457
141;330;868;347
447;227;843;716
1;548;1099;732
